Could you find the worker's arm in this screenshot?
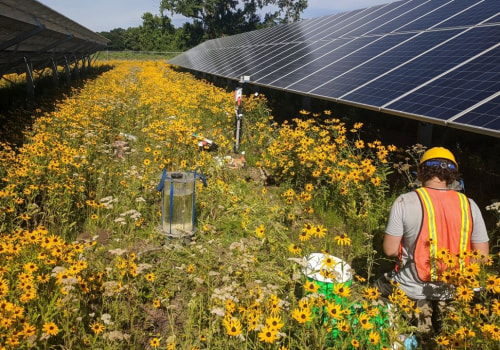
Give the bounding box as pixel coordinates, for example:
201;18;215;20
383;233;403;257
471;241;489;259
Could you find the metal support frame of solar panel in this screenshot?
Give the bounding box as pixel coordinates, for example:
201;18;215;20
169;0;500;138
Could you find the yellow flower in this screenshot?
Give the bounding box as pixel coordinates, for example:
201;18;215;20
362;287;381;301
145;273;156;282
292;307;312;324
368;330;380;345
337;320;350;332
288;243;302;255
351;339;360;348
150;338;161;348
333;283;351;298
298;230;311;242
313;224;327;238
223;317;242;337
255;224;265;238
90;321;104;335
325;301;343;320
334;233;351;246
358;313;373;330
304;280;320;293
454;326;476;339
265;315;284;331
258;325;278;343
43;322;59;336
434;335;449;345
322;255;337;269
455;285;474;303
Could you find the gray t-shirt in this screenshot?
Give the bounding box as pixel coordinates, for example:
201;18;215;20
385;188;489;300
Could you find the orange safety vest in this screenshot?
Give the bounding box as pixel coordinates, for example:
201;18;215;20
413;187;473;282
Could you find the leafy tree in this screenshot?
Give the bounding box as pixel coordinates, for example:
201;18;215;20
139;12;176;51
99;28;127;50
160;0;308;39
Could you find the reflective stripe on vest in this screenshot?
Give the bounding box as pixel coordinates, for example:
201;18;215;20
414;188;473;282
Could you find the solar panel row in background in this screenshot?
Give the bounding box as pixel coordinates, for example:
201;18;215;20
169;0;500;137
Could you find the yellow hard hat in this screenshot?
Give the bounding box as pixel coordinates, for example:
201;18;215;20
419;147;458;169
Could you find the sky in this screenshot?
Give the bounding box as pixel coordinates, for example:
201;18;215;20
37;0;401;32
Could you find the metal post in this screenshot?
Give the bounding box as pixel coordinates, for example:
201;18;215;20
24;56;35;100
233;75;251;153
50;57;59;87
234;85;243;153
73;55;80;80
63;55;71;84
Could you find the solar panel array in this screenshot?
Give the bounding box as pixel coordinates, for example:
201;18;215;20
169;0;500;138
0;0;109;78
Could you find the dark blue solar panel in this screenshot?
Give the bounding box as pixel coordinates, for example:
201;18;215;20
217;43;294;76
342;26;500;107
322;6;388;40
253;39;352;84
485;13;500;24
346;0;428;37
313;29;461;99
300;12;358;41
385;45;500;121
267;36;379;88
452;95;500;131
435;0;500;28
283;33;413;93
368;0;475;34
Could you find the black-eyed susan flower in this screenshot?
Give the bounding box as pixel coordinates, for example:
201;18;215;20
255;224;265;238
358;313;373;330
334;233;351;246
42;322;59;336
455;285;474;303
337;320;350;332
313;224;327;238
368;330;380;345
150;337;160;348
362;287;381;301
265;315;284;331
145;273;156;282
333;283;351;298
258;325;278;343
288;243;302;255
325;301;343;320
434;335;449;346
292;307;312;324
304;280;320;293
223;317;242;337
90;321;104;335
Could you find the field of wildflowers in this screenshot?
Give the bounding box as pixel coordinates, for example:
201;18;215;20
0;60;499;349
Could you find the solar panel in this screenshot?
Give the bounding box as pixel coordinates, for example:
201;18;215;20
169;0;500;137
451;94;500;133
342;26;500;109
384;42;500;121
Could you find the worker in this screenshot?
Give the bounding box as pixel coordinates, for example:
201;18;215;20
376;147;489;336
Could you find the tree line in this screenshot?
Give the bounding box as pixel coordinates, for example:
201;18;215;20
99;0;308;52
